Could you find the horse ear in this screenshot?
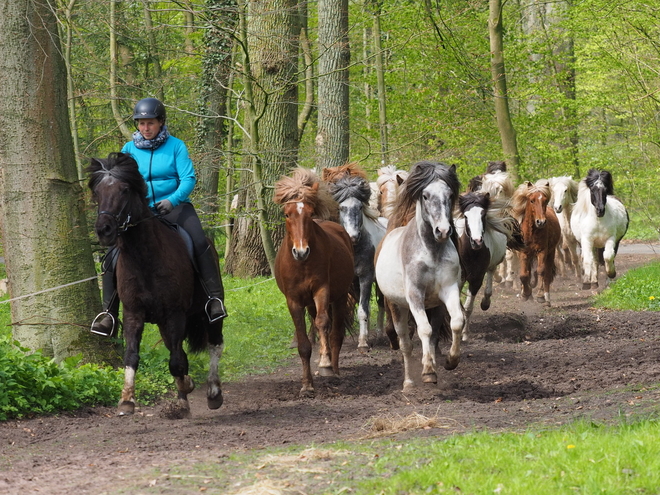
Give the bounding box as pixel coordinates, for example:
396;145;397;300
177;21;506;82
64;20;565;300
311;182;319;192
484;192;490;200
525;181;533;188
449;164;457;173
396;174;405;186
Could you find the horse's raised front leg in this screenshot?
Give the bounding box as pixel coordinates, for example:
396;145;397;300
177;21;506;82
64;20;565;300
442;284;465;371
603;239;618;281
163;313;195;418
480;270;494;311
462;286;476;342
118;312;145;416
287;300;314;396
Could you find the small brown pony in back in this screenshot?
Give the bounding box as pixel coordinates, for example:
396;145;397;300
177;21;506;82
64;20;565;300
510;180;561;306
273;167;355;396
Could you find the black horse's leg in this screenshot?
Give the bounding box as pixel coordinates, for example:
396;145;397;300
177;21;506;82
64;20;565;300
118;311;145;416
161;313;194;417
206;320;224;410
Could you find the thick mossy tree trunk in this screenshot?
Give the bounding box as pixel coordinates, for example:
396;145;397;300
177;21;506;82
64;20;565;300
316;0;350;170
0;0;115;363
224;0;301;277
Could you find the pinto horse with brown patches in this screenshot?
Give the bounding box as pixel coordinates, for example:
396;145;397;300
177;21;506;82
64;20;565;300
510;180;561;306
88;152;224;417
273;168;355;396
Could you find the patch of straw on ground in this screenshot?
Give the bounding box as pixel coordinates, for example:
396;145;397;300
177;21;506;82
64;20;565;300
361;411;461;438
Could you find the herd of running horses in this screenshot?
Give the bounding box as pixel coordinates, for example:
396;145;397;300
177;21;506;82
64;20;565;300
89;154;629;416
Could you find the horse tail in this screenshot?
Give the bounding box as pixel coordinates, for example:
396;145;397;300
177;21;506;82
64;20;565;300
185;312;211;354
428;303;453;344
506;219;526;251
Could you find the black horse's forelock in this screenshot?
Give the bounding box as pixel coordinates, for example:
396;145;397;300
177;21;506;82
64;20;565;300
586;169;614;196
403;160;460;203
329;175;371;204
87;152;148;199
458;191;490;213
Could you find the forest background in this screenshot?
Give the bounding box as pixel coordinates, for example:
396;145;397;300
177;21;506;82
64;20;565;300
0;0;659;361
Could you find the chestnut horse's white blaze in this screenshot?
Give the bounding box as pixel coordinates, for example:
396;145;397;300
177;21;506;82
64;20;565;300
570;169;628;290
375;161;464;391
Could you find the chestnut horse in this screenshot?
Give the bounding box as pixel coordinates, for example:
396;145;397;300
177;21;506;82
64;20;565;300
88;152;224;417
510;180;561;306
273;168;355;396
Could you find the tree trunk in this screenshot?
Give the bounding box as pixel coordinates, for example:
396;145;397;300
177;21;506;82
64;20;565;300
369;0;389;165
196;0;238;236
142;0;164;102
225;0;301;277
297;0;314;141
0;0;116;363
316;0;350;169
489;0;520;182
110;0;132;141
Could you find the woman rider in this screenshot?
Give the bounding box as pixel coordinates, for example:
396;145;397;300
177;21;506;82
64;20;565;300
91;97;227;336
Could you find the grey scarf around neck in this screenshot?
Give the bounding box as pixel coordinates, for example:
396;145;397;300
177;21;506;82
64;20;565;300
133;125;170;150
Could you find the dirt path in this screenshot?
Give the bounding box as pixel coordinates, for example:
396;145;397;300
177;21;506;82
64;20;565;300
1;247;660;494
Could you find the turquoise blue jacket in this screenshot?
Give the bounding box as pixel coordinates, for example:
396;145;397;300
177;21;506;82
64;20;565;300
122;135;196;208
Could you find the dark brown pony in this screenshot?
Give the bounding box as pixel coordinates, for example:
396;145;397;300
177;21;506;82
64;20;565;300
510;180;561;306
273;167;355;396
88;152;224;417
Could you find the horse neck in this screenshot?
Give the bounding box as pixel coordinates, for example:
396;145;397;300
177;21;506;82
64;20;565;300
116;215;162;257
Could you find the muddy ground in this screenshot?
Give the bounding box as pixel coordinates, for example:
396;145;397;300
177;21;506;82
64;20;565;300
1;245;660;494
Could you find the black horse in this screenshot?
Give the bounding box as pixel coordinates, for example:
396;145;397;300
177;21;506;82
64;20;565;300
88;152;224;417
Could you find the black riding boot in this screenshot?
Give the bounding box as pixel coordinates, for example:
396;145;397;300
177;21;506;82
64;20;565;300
90;250;121;337
196;245;227;322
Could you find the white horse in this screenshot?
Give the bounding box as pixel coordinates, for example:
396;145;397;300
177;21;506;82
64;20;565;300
376;161;464;391
570;169;629;290
549;176;580;281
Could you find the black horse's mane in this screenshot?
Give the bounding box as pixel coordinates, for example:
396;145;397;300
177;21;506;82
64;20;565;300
329;175;371;205
586;168;614;196
458;191;490;213
390;161;460;229
87;152;148;200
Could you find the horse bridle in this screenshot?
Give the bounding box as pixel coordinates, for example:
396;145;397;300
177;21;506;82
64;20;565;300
97;200;134;233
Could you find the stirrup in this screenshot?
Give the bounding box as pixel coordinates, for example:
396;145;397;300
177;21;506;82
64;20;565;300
90;311;118;337
205;297;227;323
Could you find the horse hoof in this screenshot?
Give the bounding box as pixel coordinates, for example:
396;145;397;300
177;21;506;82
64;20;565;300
117;401;135;416
299;387;315;398
536;296;545;303
318;366;336;377
444;356;460;370
480;300;491;311
207;392;224;410
581;283;591;290
591;282;599;289
357;342;370;352
422;372;437;384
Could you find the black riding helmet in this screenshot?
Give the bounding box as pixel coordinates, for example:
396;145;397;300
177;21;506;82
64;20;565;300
132;97;166;123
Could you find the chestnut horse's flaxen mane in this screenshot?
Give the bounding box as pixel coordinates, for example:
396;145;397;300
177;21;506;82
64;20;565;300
510;180;551;223
273;167;338;221
321;162;369;184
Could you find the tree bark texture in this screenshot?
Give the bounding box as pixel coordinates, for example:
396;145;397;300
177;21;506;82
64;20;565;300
224;0;301;277
489;0;520;182
316;0;350;169
0;0;111;362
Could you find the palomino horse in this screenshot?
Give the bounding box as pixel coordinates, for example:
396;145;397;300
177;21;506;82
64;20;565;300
375;161;464;391
549;176;580;280
88;152;224;417
455;191;521;341
510;180;561;306
570;169;629;290
328;174;386;349
373;165;409;219
273;168;355;396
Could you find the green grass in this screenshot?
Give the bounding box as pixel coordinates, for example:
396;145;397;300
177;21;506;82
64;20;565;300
594;261;660;311
129;418;660;494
